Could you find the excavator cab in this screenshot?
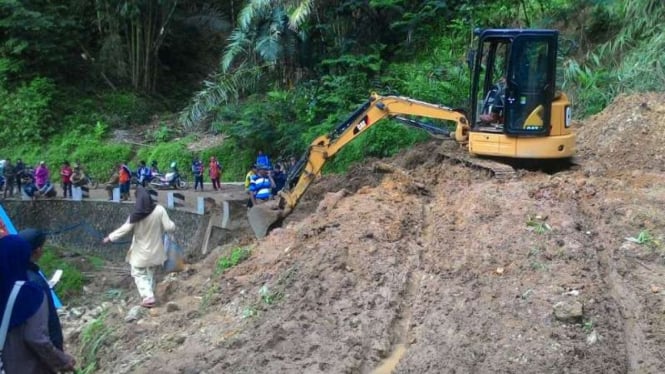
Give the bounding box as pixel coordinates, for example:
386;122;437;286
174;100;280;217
468;29;574;158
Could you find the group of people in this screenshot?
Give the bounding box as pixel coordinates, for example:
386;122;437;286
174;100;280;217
190;156;222;191
244;151;297;207
1;159;91;201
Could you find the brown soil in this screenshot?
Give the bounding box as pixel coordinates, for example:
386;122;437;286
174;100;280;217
65;93;665;373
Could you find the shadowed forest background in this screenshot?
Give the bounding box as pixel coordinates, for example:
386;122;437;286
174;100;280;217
1;0;663;179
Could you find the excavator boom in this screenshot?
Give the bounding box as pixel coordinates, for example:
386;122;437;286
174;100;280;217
248;93;470;237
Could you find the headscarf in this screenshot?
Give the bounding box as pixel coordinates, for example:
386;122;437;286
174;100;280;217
129;186;156;223
0;235;44;329
18;228;47;251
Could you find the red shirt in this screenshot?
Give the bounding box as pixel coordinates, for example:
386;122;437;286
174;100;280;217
60;166;73;183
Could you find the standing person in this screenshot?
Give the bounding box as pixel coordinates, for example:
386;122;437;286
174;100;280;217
104;164;120;201
137;161;151;188
14;158;25;195
272;164;286;194
191;157;204;191
256;150;270;169
244;164;257;208
3;158;15;198
102;187;176;308
248;165;276;206
208;157;221;191
60;161;73;199
18;229;64;350
34;161;54;198
119;163;132;201
0;235;76;373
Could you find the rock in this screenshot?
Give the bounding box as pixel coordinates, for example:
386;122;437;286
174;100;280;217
650;285;661;293
125;306;144;323
553;301;584;322
586;330;599;345
166;302;180;313
70;307;85;319
148;308;160;317
174;335;187;345
89;306;104;318
496;267;504;275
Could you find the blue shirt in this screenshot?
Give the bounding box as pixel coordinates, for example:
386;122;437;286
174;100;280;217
249;175;273;200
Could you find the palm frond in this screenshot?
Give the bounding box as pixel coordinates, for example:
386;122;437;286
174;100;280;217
222;29;251;72
238;0;271;30
288;0;313;31
180;64;268;129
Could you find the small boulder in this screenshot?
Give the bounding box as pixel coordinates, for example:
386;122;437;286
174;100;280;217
125;306;144;323
166;302;180;313
553;301;584;322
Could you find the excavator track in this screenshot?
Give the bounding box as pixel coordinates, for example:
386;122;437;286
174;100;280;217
438;142;517;179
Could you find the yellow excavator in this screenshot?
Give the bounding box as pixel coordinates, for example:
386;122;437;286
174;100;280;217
248;28;576;238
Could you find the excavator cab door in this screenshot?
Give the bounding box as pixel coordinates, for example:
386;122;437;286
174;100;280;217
503;33;558;136
471;29;559;136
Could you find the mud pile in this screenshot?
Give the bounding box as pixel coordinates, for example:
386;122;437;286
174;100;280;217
70;94;665;373
576;92;665;172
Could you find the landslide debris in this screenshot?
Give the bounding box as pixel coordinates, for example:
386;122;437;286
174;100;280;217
64;94;665;374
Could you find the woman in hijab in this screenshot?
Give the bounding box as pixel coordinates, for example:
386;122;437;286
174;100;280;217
0;235;75;373
103;186;176;308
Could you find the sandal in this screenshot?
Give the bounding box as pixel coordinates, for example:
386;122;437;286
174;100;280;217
141;297;156;308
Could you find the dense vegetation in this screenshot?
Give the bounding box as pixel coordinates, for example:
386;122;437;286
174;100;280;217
0;0;663;180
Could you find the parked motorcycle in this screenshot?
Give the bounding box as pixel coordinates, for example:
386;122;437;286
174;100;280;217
149;171;188;190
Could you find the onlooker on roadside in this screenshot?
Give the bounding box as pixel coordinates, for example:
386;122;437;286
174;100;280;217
249;164;276;206
137;161;151;188
119;163;132;201
150;160;160;176
0;235;76;373
18;229;64;350
60;161;73;199
244;164;257;208
34;161;55;198
105;164;120;200
192;157;204;191
3;158;16;198
272;164;286;194
209;157;221;191
256;150;271;169
14;158;25;194
103;186;176;308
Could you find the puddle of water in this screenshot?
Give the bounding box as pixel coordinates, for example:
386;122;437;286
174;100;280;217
370;344;407;374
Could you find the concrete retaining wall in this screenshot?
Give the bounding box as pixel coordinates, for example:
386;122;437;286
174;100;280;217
2;200;214;262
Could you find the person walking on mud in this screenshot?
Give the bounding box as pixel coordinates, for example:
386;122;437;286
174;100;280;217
102;186;176;308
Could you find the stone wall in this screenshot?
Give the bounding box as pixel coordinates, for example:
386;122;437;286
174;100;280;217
2;200;216;262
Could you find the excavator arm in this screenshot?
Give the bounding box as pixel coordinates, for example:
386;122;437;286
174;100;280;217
248;93;470;237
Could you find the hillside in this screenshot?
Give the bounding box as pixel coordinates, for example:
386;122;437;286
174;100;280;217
61;93;665;373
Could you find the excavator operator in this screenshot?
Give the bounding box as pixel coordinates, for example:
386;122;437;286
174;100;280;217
479;76;506;124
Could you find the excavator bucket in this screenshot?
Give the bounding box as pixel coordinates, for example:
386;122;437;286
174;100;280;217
247;200;288;239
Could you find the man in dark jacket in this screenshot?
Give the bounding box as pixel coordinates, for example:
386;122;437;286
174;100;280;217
18;228;65;350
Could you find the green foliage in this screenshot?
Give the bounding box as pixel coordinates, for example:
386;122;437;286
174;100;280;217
526;216;552;234
626;230;662;250
216;247;252;274
324;121;429;173
37;248;85;300
0;77;56;144
78;313;114;374
152;125;173;142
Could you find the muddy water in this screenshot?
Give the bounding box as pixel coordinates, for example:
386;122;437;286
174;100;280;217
370;344;407;374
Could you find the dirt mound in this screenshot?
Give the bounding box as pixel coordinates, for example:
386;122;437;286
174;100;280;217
576;92;665;173
64;120;665;373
